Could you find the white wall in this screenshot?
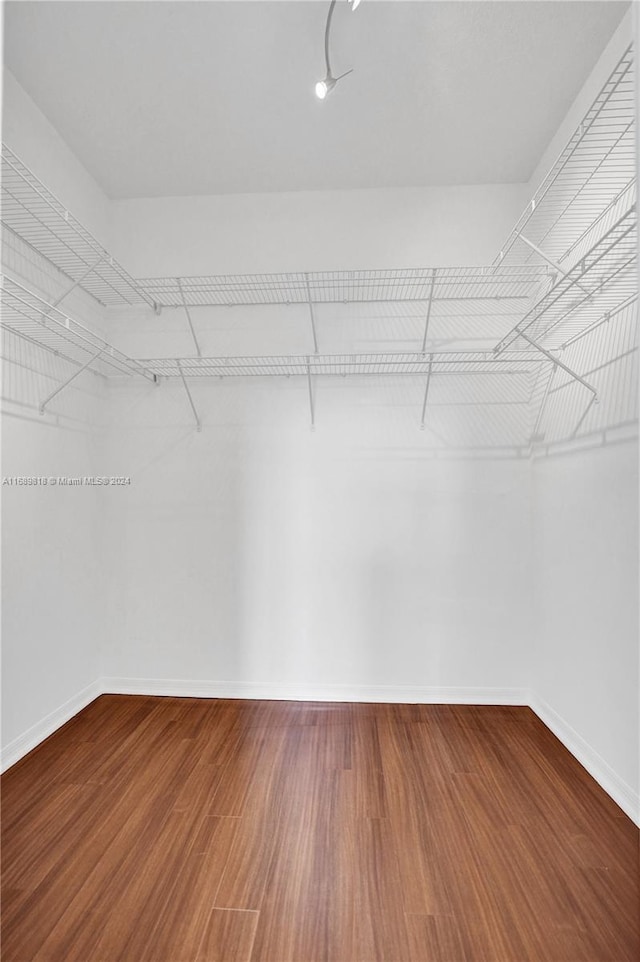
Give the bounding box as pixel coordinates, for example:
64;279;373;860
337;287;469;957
531;441;639;820
1;391;105;759
0;257;107;761
1;71;111;764
527;9;633;198
111;183;526;276
101;361;532;701
520;8;638;822
2;68;112;248
102;134;534;704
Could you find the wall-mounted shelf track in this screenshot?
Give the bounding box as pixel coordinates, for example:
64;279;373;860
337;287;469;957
1;145;155;309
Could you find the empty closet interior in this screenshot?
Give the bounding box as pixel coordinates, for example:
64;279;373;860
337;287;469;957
1;1;638;820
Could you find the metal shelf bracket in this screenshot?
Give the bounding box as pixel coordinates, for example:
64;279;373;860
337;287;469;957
177;360;202;432
518;235;590;296
306;356;315;430
517;330;598;398
420;270;436;354
305;274;319;354
39;347;105;414
41;257;104;321
420;357;434;430
177;278;202;357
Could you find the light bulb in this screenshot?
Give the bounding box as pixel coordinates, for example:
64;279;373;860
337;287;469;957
315;76;336;99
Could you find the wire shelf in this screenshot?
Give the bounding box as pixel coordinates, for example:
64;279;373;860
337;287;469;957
1;145;155;309
136;265;551;308
140;350;547;379
0;277;156;380
0;37;635;448
496;205;637;352
496;45;636;269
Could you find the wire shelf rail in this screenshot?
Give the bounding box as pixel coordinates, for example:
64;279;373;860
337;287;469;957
0;37;635;447
140;350;547;379
1;277;156;381
1;145;155;309
136;265;551;308
495;45;636;269
495;205;637;353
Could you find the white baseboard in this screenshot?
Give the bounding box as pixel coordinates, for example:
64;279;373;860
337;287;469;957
529;690;639;826
1;678;103;773
3;677;637;828
101;676;529;706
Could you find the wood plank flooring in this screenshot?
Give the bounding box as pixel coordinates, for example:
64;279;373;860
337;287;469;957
1;696;638;961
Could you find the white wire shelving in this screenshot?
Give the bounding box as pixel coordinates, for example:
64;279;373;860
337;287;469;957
137;265;551;359
1;145;156;309
495;205;637;354
0;40;636;447
495;45;635;270
136;350;547;434
0;278;156;413
140;350;544;379
136;265;550;308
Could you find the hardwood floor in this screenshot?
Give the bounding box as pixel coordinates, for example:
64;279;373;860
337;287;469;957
1;696;638;961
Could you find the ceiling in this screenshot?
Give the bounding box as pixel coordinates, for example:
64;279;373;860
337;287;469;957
3;1;629;199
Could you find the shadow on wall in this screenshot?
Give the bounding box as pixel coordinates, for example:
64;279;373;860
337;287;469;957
529;298;638;459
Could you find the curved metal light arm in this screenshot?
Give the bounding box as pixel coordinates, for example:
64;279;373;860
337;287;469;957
319;0;354;89
324;0;338;79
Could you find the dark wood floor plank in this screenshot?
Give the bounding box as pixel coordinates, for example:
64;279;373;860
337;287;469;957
250;767;357;962
1;783;102;893
195;908;259;962
351;815;413;962
207;726;286;818
213;813;278;913
128;816;240;962
3;790;173;962
405;913;473;962
351;715;388;818
31;808;193;962
1;695;637;962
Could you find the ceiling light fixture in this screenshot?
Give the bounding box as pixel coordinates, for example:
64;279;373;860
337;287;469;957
315;0;361;100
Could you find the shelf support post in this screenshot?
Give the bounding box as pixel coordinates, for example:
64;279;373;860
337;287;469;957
306;356;315;430
420;357;433;430
177;360;202;432
517;329;598;398
305;274;319;354
39;347;105;414
177;278;202;357
420;270;436;354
